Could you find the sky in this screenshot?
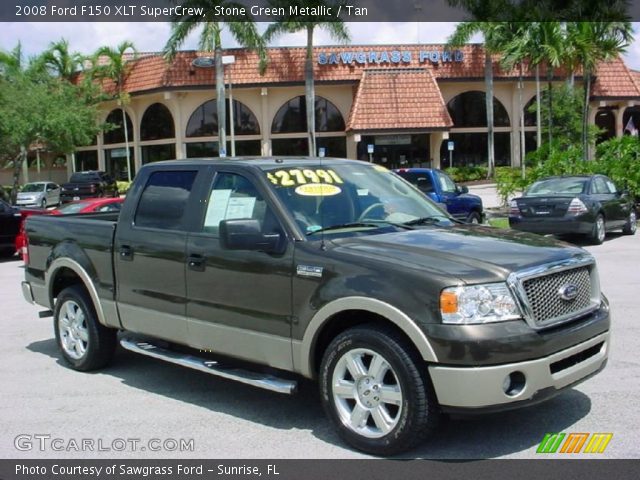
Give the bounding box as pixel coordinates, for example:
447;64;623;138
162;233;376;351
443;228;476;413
2;22;640;70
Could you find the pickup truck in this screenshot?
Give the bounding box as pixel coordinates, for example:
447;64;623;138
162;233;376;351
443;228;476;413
22;158;610;455
394;168;484;223
60;171;118;203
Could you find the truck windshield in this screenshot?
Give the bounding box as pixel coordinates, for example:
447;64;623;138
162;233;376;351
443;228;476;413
263;163;452;236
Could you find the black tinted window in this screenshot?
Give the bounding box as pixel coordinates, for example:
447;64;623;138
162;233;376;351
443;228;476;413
70;172;99;183
396;172;435;193
135;171;197;230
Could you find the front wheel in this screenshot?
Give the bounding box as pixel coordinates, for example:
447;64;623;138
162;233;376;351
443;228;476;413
54;285;117;371
622;210;637;235
40;198;47;209
319;325;440;455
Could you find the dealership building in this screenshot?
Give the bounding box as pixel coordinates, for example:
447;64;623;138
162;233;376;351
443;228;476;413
56;43;640;181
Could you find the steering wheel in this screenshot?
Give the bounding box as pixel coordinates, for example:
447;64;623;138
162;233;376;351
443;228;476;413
357;203;386;221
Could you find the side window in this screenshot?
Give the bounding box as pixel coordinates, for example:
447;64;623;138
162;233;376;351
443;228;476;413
135;170;197;230
605;179;617;194
593;177;609;194
202;172;272;235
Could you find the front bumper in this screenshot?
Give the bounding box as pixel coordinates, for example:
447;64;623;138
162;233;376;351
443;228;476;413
429;331;609;412
15;199;40;207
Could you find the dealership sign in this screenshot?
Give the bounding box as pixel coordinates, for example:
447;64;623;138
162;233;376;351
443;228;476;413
317;49;464;66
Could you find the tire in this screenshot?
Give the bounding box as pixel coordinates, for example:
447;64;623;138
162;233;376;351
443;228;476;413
588;214;606;245
319;325;440;455
466;211;482;224
40;198;47;209
53;285;117;371
622;210;637;235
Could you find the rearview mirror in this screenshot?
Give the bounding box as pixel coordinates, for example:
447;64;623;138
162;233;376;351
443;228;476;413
220;219;284;254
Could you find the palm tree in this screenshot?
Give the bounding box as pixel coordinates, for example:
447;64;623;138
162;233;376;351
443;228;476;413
448;22;515;177
90;41;137;181
41;39;84;82
263;0;350;156
565;22;632;160
163;1;263;157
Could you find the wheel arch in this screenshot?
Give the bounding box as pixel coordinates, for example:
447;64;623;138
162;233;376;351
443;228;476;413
47;258;107;327
298;297;438;379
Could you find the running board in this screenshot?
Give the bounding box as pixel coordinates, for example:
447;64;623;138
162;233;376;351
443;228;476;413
120;338;297;395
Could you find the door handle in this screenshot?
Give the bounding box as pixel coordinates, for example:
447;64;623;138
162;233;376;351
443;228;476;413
187;254;206;272
119;245;133;261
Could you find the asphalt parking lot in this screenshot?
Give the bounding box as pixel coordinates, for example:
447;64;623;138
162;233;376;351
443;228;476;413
1;231;638;459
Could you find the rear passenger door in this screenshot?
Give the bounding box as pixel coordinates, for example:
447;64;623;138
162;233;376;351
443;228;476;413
185;168;295;370
114;168;202;344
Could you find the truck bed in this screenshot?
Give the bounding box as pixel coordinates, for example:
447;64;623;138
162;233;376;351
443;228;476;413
25;212;120;307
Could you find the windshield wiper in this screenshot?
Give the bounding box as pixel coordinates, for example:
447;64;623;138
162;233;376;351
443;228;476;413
307;222;392;236
402;215;449;226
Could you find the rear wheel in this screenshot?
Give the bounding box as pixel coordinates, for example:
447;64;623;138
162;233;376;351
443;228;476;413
589;214;606;245
622;210;637;235
466;211;482;224
319;325;440;455
54;285;117;371
40;198;47;209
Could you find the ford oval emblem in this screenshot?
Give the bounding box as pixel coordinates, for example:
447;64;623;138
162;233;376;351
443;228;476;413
558;284;579;301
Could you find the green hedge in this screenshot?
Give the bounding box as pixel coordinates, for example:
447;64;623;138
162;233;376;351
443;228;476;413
443;166;488;183
116;181;131;194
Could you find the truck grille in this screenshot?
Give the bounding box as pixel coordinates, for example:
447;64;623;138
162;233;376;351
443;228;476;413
519;265;596;327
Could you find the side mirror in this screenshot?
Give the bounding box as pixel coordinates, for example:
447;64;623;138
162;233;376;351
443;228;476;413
457;184;469;194
220;219;284;254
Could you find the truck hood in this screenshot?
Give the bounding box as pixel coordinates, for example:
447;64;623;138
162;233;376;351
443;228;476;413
331;225;588;284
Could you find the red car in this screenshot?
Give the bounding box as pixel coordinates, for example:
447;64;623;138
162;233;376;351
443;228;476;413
15;197;124;257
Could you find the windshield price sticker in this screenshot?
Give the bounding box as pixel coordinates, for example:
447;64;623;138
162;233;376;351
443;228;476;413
267;169;343;187
295;184;342;196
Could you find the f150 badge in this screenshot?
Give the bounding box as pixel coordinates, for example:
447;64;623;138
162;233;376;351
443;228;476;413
297;265;324;278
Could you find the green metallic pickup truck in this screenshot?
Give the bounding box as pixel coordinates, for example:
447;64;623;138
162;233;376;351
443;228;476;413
21;158;610;455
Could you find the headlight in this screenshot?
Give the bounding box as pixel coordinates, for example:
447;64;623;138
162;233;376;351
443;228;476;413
440;283;521;324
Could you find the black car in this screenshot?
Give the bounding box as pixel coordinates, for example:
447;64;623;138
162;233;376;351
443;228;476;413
509;174;637;244
0;199;21;256
60;171;118;203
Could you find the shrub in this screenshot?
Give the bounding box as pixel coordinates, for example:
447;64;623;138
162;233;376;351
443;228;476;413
444;166;488;182
594;136;640;197
116;181;131;194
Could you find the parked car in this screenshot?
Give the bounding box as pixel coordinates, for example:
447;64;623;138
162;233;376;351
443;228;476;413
394;168;484;223
60;171;118;203
509;174;637;244
0;199;22;256
23;158;609;455
15;181;61;208
15;197;125;258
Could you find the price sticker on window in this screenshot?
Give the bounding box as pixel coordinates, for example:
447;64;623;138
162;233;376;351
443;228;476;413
266;169;344;187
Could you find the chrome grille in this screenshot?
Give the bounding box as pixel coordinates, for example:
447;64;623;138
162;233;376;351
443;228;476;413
521;266;593;326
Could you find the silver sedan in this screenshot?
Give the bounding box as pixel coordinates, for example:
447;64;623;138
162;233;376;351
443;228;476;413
15;182;61;208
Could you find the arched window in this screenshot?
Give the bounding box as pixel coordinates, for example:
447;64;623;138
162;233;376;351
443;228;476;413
622;106;640;135
104;109;134;144
141;103;175;141
523;96;538;126
446;91;510;128
186;99;260;138
271;96;345;133
595;109;616;144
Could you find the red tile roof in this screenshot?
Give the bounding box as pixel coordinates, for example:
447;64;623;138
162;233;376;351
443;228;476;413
347;68;452;132
89;44;640;102
591;57;640;99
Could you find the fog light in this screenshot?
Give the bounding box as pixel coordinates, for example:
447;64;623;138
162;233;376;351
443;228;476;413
502;371;526;397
